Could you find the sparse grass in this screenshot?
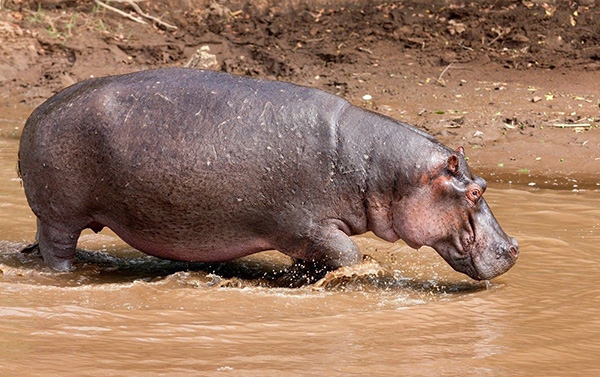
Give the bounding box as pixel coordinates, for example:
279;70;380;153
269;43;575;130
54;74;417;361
46;27;67;39
25;4;67;39
65;13;79;36
96;19;107;32
22;3;117;39
27;3;44;24
18;0;158;42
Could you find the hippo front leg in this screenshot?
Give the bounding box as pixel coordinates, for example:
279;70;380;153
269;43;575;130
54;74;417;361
277;225;363;287
309;227;363;269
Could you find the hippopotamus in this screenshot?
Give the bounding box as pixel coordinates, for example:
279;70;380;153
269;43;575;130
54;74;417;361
18;68;518;281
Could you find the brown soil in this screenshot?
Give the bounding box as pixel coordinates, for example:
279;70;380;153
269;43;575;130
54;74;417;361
1;0;600;188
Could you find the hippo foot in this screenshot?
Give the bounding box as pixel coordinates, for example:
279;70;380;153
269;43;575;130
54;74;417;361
276;260;331;288
41;254;75;272
20;241;74;271
19;240;73;271
276;227;365;287
35;221;80;272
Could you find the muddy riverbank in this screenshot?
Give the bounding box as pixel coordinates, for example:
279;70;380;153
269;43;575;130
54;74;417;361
1;0;600;187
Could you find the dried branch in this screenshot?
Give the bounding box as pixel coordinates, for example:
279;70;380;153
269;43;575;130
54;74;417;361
94;0;147;25
436;61;454;87
108;0;177;30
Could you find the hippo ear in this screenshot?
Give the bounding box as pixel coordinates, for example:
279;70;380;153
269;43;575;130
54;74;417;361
456;146;465;156
447;154;459;175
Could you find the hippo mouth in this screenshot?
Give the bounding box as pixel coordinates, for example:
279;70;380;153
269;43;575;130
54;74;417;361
447;246;481;280
449;215;480;276
434;233;518;281
454;252;481;280
432;242;477;280
433;224;483;280
461;213;476;254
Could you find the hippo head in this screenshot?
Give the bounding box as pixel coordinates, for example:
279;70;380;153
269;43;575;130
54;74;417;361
392;147;518;280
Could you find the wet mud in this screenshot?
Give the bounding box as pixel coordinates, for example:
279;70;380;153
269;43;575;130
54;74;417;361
2;0;600;186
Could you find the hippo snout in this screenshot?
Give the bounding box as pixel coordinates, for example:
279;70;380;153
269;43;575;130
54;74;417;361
469;235;519;281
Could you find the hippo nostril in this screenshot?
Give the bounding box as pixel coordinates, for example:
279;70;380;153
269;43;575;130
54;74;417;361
510;237;519;249
509;245;519;258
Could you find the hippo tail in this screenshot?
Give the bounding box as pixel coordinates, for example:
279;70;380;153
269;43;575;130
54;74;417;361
16;158;22;183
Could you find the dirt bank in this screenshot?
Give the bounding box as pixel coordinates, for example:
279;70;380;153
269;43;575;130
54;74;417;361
1;0;599;188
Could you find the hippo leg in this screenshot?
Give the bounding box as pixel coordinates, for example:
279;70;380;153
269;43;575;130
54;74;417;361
278;226;363;286
37;221;80;271
308;228;363;269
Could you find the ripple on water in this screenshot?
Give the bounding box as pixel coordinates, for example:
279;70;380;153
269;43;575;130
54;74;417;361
0;239;486;309
3;186;600;375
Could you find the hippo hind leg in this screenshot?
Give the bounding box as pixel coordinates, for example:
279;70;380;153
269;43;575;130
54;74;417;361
20;218;41;254
36;220;81;271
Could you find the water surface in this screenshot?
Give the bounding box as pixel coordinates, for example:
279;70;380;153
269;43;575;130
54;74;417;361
1;103;598;376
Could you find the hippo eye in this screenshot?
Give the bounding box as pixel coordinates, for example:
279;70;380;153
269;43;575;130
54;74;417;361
467;187;482;203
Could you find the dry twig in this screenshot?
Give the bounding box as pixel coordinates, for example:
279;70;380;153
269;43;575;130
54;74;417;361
552;123;591;128
94;0;147;25
113;0;177;30
94;0;178;30
487;27;509;46
436;61;454;86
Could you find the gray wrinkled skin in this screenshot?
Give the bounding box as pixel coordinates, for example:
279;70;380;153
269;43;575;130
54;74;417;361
18;68;518;279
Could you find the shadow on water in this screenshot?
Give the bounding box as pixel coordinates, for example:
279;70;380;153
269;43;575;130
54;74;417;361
0;240;487;295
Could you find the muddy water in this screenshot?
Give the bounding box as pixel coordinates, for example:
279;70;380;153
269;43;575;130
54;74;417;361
1;105;599;376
